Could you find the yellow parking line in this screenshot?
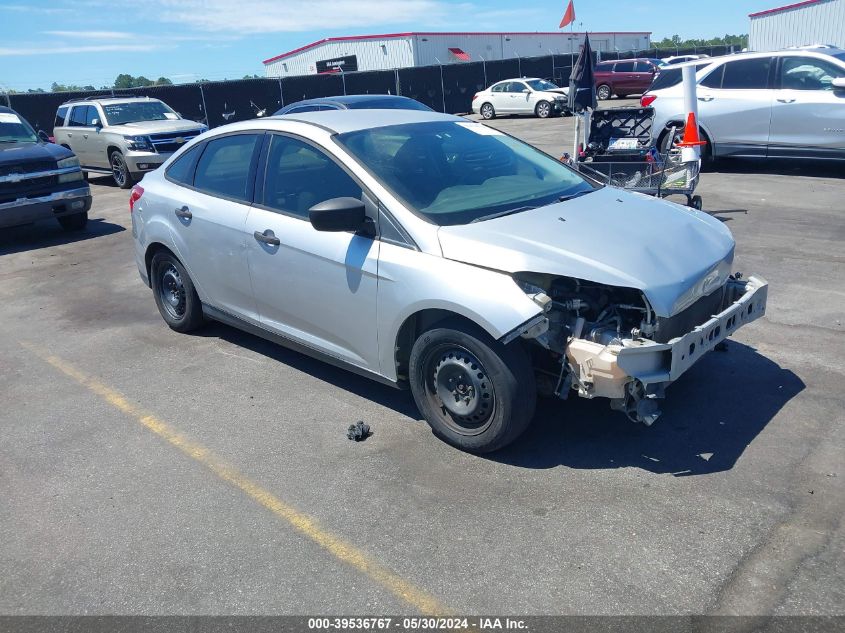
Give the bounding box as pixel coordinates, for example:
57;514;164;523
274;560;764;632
21;341;449;616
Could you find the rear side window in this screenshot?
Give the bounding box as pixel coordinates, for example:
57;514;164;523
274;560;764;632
68;106;88;127
635;61;656;72
651;62;711;91
85;106;100;126
55;106;69;128
165;144;202;186
703;58;772;89
614;61;635;72
261;134;362;219
193;134;261;202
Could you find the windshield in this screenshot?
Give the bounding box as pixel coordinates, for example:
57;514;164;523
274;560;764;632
336;121;597;226
102;101;178;125
348;98;433;111
0;111;38;143
525;79;559;91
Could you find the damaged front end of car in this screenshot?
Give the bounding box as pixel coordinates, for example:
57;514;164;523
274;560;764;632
504;271;768;425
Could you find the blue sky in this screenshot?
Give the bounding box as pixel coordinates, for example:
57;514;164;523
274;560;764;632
1;0;778;91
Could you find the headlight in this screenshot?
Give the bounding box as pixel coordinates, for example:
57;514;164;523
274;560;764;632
124;135;154;152
57;156;79;169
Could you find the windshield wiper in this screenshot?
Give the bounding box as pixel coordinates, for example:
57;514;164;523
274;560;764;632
558;188;598;202
471;206;537;223
0;139;20;144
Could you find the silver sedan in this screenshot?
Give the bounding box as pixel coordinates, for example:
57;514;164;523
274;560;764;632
131;110;767;453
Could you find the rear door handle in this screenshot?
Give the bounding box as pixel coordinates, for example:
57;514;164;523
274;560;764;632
254;229;280;246
174;206;192;219
777;98;796;104
698;96;715;102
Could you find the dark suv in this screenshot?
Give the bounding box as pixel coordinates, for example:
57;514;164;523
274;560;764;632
594;59;662;99
1;106;91;231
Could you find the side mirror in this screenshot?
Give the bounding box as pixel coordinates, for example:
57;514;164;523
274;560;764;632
309;197;366;232
522;88;530;93
833;78;845;89
37;130;50;143
91;118;101;128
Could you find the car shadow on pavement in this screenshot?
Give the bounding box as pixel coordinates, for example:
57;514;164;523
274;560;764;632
709;159;845;179
0;217;125;256
196;322;421;419
491;341;805;476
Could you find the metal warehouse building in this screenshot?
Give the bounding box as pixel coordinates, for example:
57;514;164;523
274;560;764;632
263;31;651;77
749;0;845;51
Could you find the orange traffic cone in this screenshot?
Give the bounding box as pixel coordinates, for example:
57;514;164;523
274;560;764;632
676;112;708;147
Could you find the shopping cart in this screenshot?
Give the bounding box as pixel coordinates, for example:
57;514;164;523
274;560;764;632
576;151;703;209
570;107;703;209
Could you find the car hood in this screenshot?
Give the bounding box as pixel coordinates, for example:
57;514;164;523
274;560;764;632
437;186;735;317
539;88;568;97
109;119;203;134
0;140;71;168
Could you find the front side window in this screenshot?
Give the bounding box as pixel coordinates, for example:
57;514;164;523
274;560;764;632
0;110;38;144
614;61;635;73
262;134;362;219
85;106;101;126
781;56;844;90
525;79;559;92
193;134;261;202
336;121;597;226
101;101;178;125
507;82;527;93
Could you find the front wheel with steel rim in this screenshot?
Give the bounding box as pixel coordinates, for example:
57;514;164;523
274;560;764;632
596;84;612;100
535;100;552;119
480;103;495;120
150;251;204;332
110;150;134;189
409;321;536;453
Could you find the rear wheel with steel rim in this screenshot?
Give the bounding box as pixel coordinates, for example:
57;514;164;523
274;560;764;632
110;150;134;189
480;103;495;120
597;84;612;100
535;100;552;119
150;251;204;332
409;321;536;453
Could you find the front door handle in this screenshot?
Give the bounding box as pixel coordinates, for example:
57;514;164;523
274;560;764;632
174;206;192;219
254;229;280;246
777;98;796;104
698;96;715;102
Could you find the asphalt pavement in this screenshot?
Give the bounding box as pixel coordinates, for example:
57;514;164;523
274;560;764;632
0;109;843;617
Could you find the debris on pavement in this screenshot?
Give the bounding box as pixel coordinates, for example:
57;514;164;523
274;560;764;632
347;420;372;442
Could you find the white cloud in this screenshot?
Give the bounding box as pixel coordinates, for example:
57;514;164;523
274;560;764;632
0;4;71;14
0;44;163;56
147;0;472;33
43;30;133;39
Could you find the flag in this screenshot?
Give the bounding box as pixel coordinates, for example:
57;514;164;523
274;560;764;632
568;33;597;113
559;0;575;28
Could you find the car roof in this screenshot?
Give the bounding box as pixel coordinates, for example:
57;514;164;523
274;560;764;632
667;47;845;69
289;94;418;107
0;105;14;114
267;109;464;134
61;96;163;106
492;78;543;83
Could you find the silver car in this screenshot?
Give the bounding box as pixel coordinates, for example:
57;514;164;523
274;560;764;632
131;110;768;453
645;48;845;162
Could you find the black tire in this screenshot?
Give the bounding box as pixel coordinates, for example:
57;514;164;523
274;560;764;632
535;100;552;119
480;102;495;120
659;125;714;169
110;150;134;189
57;212;88;232
689;195;703;211
597;84;612;100
409;321;536;453
150;251;204;333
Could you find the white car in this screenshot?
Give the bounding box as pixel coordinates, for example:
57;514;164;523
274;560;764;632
644;48;845;162
472;78;570;120
660;54;709;67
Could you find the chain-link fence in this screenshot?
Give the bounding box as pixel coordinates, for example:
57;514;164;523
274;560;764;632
7;44;740;134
